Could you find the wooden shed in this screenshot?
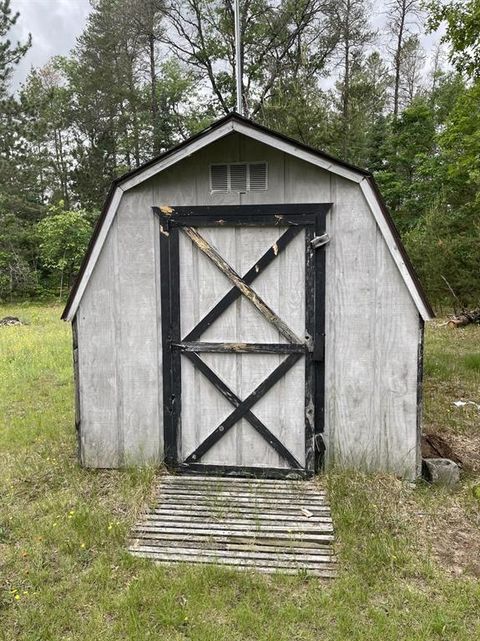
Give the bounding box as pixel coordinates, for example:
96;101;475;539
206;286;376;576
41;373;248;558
62;113;433;481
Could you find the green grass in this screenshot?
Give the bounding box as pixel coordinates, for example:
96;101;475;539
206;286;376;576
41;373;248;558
424;320;480;441
1;305;479;640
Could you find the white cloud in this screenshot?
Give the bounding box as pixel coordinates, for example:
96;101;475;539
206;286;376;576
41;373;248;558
9;0;91;89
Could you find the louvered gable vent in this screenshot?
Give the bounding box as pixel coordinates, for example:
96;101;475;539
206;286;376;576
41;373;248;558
210;164;228;191
230;163;247;191
249;162;267;191
210;162;267;192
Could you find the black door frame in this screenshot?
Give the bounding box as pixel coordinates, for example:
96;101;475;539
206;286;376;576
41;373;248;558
153;203;331;479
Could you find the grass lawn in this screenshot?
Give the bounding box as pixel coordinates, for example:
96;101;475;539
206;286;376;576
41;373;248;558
1;303;479;640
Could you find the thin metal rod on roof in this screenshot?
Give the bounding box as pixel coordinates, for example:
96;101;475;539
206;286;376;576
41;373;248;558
234;0;243;115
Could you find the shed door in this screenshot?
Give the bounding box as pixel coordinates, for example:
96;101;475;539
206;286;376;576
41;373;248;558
155;204;329;479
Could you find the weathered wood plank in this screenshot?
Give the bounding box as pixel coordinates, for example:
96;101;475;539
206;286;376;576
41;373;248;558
141;516;334;533
133;524;334;542
151;506;331;519
161;474;316;484
155;498;328;512
130;533;334;553
130;532;333;551
175;342;305;354
157;480;326;493
129;545;336;566
144;514;333;527
159;481;324;495
131;551;337;577
162;474;325;496
156;486;326;498
129;546;336;568
153;491;328;503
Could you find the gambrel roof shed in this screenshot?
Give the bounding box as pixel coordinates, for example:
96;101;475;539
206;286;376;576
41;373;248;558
63;113;433;481
63;113;433;322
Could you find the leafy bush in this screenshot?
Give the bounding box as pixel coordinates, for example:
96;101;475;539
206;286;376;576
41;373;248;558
37;203;93;299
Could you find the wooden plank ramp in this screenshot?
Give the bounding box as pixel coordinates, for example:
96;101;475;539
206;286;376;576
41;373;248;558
129;475;336;577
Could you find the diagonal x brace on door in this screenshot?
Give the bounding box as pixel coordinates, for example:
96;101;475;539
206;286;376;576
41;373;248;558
183;352;302;468
185;352;302;465
181;226;304;345
183;226;302;342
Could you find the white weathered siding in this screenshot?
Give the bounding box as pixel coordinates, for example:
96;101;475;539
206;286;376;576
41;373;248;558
76;183;162;467
76;133;421;477
325;176;420;479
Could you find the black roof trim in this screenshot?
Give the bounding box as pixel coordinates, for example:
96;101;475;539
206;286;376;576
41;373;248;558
62;112;433;320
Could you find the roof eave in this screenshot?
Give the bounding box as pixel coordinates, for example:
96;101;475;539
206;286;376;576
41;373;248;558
62;112;433;322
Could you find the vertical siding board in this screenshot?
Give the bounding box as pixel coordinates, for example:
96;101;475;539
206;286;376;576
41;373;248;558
416;318;425;477
324;174;337;468
116;185;160;465
330;178;378;469
237;226;282;468
77;226;120;467
112;219;125;465
374;227;419;478
153;206;164;460
72;317;81;463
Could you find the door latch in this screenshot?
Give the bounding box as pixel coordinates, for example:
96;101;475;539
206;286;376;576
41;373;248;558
311;233;330;249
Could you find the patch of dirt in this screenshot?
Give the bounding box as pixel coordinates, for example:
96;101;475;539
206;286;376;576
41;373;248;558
418;499;480;578
417;428;480;577
447;432;480;474
421;432;463;466
422;430;480;474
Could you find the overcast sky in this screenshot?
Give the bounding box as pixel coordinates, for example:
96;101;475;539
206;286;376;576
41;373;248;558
10;0;91;89
9;0;443;91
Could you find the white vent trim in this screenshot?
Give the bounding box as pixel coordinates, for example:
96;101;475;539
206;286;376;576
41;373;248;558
210;161;268;193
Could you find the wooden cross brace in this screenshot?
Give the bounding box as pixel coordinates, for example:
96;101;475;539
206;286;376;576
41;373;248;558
183;351;302;468
168;225;307;468
181;226;304;346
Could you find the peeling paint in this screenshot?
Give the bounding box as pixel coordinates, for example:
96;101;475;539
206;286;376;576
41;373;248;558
272;243;279;256
159;225;170;237
255;264;260;273
160;205;174;215
228;342;248;352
